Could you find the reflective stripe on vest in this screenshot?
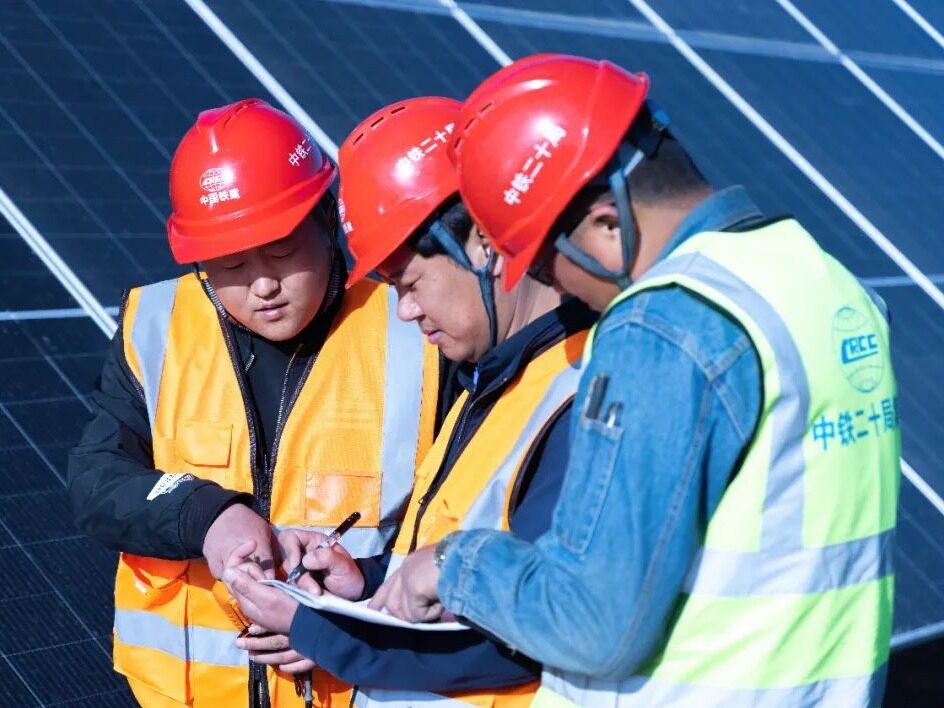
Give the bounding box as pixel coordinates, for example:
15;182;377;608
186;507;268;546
542;220;898;707
377;284;427;549
115;608;247;667
357;335;585;708
274;525;391;560
130;277;177;432
354;689;476;707
536;665;888;708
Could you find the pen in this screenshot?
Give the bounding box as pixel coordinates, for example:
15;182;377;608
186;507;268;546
286;511;361;585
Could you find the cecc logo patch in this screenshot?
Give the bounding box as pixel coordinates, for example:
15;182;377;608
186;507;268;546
832;306;884;393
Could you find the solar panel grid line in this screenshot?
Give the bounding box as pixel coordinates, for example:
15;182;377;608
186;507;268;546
0;307;119;322
0;23;167;229
0;651;43;707
0;427;112;659
126;0;232;106
437;0;513;66
288;0;423;100
903;459;944;517
862;274;944;288
314;0;944;77
237;0;379;127
891;0;944;51
0;187;116;338
270;0;390;108
0;101;153;283
182;0;340;159
23;0;174;164
774;0;944;162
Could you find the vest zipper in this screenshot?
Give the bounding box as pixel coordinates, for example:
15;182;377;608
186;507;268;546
217;319;272;708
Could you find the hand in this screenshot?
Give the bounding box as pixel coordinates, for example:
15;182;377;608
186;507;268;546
223;564;299;635
369;545;442;623
236;626;315;674
203;503;276;580
279;529;365;600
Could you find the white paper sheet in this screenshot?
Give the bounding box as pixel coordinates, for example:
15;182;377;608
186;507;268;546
260;580;469;631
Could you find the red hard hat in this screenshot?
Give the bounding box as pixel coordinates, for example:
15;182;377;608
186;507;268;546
339;97;461;287
167;98;336;264
451;54;650;290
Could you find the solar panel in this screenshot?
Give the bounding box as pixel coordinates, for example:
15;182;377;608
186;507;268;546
0;0;941;704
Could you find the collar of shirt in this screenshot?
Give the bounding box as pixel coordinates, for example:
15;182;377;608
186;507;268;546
655;185;766;263
456;298;597;397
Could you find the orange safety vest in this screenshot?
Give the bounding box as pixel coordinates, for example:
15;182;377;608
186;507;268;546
353;330;587;708
112;274;439;707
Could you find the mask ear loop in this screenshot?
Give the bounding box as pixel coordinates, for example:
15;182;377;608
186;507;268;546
427;219;499;348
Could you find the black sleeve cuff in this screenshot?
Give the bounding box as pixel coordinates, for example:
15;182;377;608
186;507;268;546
355;552;391;600
178;482;253;557
289;605;327;662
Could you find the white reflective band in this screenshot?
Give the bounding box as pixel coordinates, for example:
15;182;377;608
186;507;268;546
274;525;394;559
683;528;894;596
130;278;178;432
461;363;580;532
115;608;248;667
354;688;473;707
540;664;886;708
378;285;426;529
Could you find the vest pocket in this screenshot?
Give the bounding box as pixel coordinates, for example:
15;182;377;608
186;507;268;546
176;420;232;468
153;421;234;488
304;471;381;528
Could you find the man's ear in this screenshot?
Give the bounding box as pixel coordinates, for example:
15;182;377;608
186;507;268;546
474;229;503;277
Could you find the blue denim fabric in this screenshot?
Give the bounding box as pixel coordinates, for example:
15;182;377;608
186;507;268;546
437;187;766;679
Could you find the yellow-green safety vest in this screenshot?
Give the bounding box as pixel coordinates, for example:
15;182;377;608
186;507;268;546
535;218;900;708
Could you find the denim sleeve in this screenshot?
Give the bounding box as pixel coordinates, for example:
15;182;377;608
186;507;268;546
438;290;762;679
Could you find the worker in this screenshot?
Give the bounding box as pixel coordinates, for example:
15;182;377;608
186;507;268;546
221;96;595;706
372;54;901;707
67;98;442;708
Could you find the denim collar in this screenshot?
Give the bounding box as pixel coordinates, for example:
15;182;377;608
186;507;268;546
656;185;765;263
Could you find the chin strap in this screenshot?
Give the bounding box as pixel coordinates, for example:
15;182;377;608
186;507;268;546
427;219;499;348
551;103;671;290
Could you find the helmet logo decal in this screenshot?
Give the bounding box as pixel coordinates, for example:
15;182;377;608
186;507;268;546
338;197;353;235
198;167;240;207
288;136;313;166
395;122;455;174
504;119;567;206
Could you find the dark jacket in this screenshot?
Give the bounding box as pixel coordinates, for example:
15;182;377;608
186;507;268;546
68;256;345;557
288;297;597;692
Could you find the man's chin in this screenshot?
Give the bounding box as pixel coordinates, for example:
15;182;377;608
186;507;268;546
250;315;303;342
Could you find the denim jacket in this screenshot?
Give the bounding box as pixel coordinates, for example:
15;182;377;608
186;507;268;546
437;187;766;679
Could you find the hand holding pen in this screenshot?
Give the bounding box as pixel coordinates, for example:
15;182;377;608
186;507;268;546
286;511;363;585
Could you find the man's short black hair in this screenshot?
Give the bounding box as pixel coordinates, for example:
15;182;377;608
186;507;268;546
628;133;709;205
407;195;474;258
